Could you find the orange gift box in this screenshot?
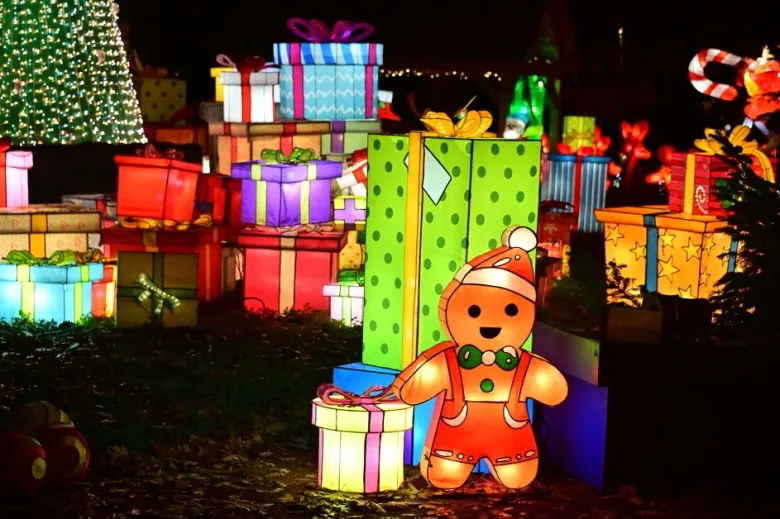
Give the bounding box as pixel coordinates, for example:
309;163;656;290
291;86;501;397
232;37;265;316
100;227;223;302
116;150;201;222
145;125;207;151
237;227;345;313
91;264;117;318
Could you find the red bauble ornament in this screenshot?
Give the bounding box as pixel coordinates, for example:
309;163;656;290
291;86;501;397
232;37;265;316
33;423;90;486
0;431;48;495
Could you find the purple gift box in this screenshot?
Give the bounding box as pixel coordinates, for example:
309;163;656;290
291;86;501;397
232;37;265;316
231;159;342;227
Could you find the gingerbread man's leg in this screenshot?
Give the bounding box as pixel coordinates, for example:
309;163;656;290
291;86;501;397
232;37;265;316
486;459;539;490
420;447;474;490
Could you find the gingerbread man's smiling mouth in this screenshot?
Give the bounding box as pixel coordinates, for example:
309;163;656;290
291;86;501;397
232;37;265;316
479;327;502;339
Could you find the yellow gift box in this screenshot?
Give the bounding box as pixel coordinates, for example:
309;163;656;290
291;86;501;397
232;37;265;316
0;204;101;259
116;251;198;327
210;66;233;102
594;206;735;303
562;115;596;153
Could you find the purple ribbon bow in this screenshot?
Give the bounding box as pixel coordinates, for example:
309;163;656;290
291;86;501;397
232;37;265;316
286;17;374;43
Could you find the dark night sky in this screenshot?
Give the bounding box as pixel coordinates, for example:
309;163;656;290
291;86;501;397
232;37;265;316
117;0;780;148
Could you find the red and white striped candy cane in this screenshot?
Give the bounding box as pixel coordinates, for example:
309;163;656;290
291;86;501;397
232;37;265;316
688;49;754;101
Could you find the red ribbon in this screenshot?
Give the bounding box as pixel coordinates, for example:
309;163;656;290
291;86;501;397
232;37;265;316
287;18;375;43
238;56;276;74
136;143;184;160
556;126;610;156
272;223;336;235
317;384;400;407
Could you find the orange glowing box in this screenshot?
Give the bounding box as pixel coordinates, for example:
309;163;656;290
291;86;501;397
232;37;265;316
209;121;329;175
101;227;223;302
144;125;207;151
0;204;101;259
237;227;345;313
91;263;117;318
115;152;201;222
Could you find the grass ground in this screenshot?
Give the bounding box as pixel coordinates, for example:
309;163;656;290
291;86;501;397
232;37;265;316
0;297;768;518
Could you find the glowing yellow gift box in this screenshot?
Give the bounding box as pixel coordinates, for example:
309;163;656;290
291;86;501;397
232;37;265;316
594;206;735;302
312;384;413;493
0;204;101;259
0;252;104;323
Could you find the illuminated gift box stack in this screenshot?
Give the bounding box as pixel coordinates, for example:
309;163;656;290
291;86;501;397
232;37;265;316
105;144;241;327
1;140;32;208
329;109;542;473
540;115;611;233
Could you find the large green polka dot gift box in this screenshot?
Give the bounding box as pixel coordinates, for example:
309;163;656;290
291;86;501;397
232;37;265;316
361;109;541;371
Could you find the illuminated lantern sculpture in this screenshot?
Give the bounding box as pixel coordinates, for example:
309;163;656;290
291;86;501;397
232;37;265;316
0;204;101;259
333;195;367;231
232;148;342;227
561;116;595;153
335;108;542;473
0;432;47;494
594;206;736;302
115;251;199;327
91;264;117;318
275;18;382;120
617;120;652;187
339;230;365;271
8;401;72;435
335;148;368;196
238;225;345;313
33;423;90;486
0;139;32;208
323;270;365;326
116;144;201;224
219;55;279;124
537;201;577;259
391;226;567;490
669;126;776;216
0;252;104;323
312;385;412;493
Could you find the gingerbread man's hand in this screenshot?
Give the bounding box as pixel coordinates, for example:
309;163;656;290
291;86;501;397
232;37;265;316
391;342;453;405
519;353;568;407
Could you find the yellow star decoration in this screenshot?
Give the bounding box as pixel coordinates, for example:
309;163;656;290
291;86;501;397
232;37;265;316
657;256;680;282
678;285;696;299
682;238;701;261
605;224;624;246
721;246;730;266
659;229;676;250
702;233;717;254
699;270;710;287
630;242;647;260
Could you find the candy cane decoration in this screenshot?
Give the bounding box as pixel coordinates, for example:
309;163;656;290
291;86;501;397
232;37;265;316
688;49;749;101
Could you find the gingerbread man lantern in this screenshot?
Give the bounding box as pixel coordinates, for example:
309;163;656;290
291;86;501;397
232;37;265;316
391;226;568;490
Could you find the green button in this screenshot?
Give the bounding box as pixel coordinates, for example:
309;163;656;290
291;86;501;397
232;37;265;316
480;378;494;393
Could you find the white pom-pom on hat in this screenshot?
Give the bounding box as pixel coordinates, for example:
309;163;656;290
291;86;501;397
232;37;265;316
504;226;537;251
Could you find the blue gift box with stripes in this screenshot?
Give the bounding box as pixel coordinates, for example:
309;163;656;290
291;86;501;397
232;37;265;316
541;154;610;233
273;43;383;120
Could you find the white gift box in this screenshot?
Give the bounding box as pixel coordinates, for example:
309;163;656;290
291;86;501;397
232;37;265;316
222;69;280;124
322;283;364;326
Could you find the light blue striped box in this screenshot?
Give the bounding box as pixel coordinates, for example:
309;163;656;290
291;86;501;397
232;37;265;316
541;154;610;233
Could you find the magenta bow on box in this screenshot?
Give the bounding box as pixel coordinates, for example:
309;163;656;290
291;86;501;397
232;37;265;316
286;17;374;43
216;54;277;73
317;384;400;407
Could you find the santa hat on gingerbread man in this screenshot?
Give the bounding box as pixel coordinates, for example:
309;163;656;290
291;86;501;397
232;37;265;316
451;226;538;302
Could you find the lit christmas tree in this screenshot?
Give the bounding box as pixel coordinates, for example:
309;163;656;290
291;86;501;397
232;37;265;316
0;0;146;145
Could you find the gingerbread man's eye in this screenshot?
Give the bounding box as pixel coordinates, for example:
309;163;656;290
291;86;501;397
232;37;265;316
467;305;481;318
505;303;519;316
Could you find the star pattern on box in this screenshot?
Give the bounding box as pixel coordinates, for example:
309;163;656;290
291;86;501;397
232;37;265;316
682;238;701;261
702;233;717;254
605;224;624;246
699;269;710;287
659;229;676;250
678;285;695;299
630;242;647;260
657;256;679;282
720;246;730;267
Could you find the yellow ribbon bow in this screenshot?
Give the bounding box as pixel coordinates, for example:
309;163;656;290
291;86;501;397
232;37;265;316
135;272;181;316
117;214;213;231
420;109;493;138
563;130;593;145
694;126;775;183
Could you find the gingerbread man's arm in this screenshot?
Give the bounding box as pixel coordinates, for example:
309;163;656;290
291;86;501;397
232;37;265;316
519;352;568;407
390;341;453;406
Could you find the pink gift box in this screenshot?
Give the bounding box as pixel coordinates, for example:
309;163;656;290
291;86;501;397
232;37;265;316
1;146;32;208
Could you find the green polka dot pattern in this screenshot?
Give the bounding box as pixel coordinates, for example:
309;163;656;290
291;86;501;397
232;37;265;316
362;135;542;370
362;135;410;370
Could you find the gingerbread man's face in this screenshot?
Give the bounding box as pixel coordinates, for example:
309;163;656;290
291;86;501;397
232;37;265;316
442;284;535;352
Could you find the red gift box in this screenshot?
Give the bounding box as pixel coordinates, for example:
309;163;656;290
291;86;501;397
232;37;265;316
116;146;201;222
101;226;223;301
196;175;242;226
237;226;346;313
538;202;577;259
145;125;207;152
91;264;117;318
669;152;778;216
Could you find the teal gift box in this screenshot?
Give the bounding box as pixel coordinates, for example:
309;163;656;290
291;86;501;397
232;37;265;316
0;262;104;323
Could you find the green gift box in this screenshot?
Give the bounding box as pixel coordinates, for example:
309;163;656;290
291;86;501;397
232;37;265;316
363;132;542;370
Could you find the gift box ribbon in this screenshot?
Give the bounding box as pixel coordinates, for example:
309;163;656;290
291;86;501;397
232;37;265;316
136;143;184;160
419;109;494;138
4;248;104;266
260;147;315;164
216;54;278;123
286;18;374;43
117;214;213;231
317;384;399;406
